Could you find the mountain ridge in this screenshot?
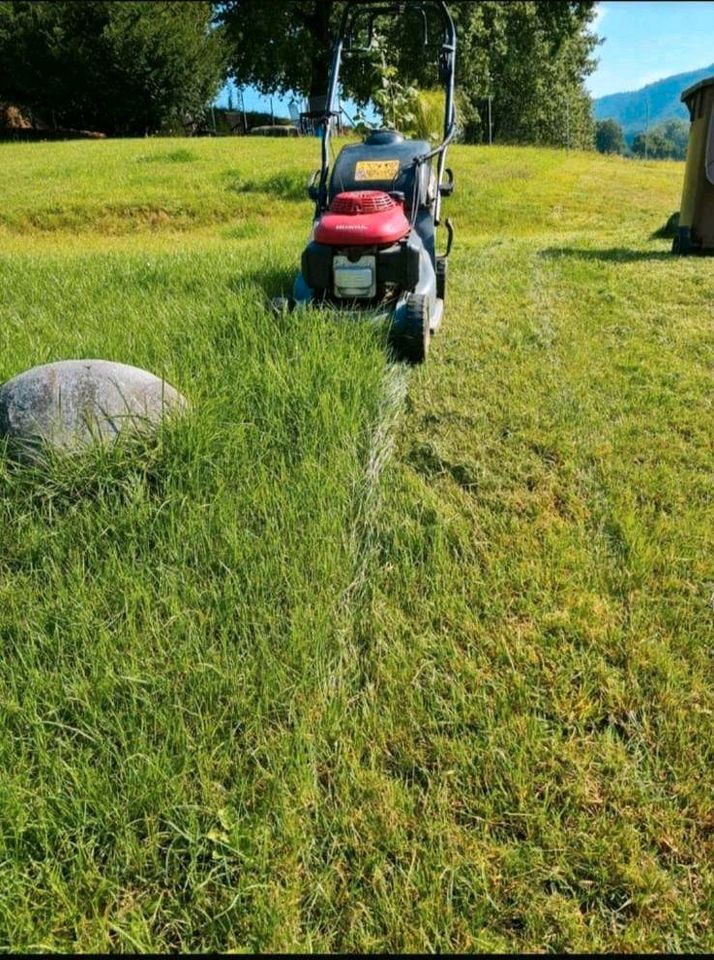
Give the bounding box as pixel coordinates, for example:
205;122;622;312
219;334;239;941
594;63;714;139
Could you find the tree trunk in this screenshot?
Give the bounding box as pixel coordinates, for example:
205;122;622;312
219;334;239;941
307;0;334;101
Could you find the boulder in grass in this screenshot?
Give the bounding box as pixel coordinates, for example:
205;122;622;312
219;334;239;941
0;104;32;130
0;359;186;459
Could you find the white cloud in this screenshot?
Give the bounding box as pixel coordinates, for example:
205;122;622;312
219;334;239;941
593;3;607;27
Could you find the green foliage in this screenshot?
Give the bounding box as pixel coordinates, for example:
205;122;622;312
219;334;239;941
632;118;689;160
349;33;434;138
595;118;626;154
451;1;597;148
220;0;597;148
218;0;336;100
374;0;599;149
411;89;446;142
0;1;226;135
361;34;418;132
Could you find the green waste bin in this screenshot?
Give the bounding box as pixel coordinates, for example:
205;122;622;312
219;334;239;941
674;76;714;254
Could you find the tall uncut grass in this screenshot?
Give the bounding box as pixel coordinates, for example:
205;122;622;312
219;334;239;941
0;135;712;951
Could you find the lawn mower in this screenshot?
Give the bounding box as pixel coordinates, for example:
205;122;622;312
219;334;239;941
281;0;457;363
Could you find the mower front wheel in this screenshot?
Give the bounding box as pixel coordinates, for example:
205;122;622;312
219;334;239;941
390;293;430;365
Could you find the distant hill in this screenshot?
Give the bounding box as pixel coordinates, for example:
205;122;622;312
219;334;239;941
594;63;714;141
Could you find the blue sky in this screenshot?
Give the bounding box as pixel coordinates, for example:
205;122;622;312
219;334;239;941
215;80;368;123
587;1;714;98
216;2;714;115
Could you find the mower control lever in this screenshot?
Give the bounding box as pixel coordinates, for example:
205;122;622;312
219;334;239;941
307;169;321;202
443;218;454;258
439;167;454;197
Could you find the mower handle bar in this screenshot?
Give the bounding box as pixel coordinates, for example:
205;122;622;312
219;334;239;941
317;0;457;224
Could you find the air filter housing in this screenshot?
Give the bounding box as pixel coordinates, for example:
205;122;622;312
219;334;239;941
329;191;397;215
314;190;410;246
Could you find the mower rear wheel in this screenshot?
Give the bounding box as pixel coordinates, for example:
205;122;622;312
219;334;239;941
391;293;430;365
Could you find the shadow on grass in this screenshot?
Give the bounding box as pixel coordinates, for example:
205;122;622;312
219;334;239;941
650;210;679;240
407;440;480;493
224;170;309;203
541;247;673;263
135;148;198;164
228;265;296;299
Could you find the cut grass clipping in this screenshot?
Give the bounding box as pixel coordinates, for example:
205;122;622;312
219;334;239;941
0;137;712;952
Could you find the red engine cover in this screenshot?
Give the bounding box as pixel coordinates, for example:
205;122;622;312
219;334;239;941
314;190;410;246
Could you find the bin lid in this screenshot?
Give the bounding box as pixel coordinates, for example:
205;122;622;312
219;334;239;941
681;75;714;106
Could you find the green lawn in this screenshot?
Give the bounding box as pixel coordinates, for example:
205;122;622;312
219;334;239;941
0;136;712;952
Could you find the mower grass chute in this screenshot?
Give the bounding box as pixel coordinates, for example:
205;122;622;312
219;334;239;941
284;0;457;364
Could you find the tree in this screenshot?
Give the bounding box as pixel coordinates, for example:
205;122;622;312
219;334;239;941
218;0;335;101
0;1;227;135
632;118;689;160
450;1;597;148
219;0;598;148
595;118;625;154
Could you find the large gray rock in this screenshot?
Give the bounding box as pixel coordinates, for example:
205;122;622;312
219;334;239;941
0;359;186;457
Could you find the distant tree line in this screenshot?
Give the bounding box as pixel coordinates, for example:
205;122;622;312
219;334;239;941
0;0;598;146
595;116;689;160
631;118;689;159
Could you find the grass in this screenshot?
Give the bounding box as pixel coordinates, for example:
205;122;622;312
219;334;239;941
0;136;712;952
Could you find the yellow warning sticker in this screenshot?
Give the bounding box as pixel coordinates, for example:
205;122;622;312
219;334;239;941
354;160;400;181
